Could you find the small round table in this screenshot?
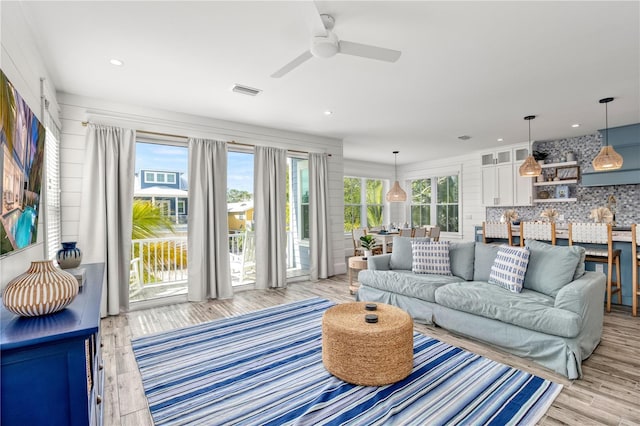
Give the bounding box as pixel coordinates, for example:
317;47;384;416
348;256;369;295
322;302;413;386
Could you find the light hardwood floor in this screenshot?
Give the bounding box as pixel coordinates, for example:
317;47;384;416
102;275;640;426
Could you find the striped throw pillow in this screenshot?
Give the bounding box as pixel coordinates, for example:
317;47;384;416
488;246;530;293
411;241;452;276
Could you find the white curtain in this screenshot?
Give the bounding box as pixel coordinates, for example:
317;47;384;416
309;153;332;280
78;124;135;316
253;146;287;289
187;138;232;301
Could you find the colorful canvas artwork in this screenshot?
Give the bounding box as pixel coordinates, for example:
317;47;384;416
1;69;46;255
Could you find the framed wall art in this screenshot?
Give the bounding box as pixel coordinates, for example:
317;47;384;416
556;166;580;180
1;69;46;256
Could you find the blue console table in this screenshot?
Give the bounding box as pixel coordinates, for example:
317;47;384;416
1;263;105;426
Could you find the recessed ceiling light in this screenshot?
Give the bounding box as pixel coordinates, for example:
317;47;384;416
571;123;580;128
497;138;504;142
109;58;124;66
324;110;333;116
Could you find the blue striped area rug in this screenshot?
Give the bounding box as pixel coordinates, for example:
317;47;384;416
132;298;562;425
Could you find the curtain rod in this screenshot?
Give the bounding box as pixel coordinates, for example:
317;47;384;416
81;121;327;156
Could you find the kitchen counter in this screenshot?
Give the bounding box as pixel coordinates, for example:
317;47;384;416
474;225;636;307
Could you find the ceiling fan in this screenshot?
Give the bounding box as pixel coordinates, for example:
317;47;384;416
271;14;402;78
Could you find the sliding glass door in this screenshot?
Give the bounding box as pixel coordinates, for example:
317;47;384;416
130;142;188;303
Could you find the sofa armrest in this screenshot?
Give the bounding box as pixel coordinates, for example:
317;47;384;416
555;271;605;318
367;254;392;271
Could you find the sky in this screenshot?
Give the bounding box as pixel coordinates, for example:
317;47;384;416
136;143;254;193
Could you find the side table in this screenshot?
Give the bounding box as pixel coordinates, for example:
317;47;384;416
348;256;369;295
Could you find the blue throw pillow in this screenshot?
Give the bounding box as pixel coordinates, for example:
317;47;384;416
412;241;452;276
488;246;530;293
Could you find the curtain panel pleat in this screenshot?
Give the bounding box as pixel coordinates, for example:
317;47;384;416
78;124;135;316
254;146;287;289
309;153;332;280
187;138;233;301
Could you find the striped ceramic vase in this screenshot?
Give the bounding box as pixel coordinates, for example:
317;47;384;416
2;260;79;317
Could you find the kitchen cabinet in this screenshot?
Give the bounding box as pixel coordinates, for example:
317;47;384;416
481;147;532;206
1;263;105;426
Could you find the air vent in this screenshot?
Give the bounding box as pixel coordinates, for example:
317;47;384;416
232;84;262;96
458;135;471;140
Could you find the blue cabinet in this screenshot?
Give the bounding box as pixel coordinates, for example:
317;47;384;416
1;263;105;426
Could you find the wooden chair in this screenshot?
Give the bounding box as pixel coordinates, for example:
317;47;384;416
413;227;428;238
482;221;512;246
520;221;556;247
632;224;639;316
351;228;366;256
427;226;440;241
399;228;413;237
569;223;621;313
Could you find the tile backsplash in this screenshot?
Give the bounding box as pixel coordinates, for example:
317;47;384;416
487;132;640;226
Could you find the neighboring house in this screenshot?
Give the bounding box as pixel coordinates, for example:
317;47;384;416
134;170;188;224
227;201;253;233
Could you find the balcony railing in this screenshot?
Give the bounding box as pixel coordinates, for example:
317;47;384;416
130;232;308;301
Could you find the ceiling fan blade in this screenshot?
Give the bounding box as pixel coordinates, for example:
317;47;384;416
339;40;402;63
271;51;314;78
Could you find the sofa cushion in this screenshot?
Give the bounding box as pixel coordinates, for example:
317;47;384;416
358;270;463;303
488;246;530;293
449;241;475;281
573;247;587;280
434;281;582;338
473;243;502;281
389;236;430;270
412;241;452;275
524;240;583;297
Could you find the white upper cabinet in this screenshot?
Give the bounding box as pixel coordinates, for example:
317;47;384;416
481;146;532;206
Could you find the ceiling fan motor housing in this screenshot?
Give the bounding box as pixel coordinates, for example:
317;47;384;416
311;31;339;58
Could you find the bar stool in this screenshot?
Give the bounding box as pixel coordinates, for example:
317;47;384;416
632;224;639;317
569;222;621;312
482;221;513;246
520;221;556;247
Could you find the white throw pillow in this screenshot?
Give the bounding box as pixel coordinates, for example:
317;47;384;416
411;241;452;276
488;246;530;293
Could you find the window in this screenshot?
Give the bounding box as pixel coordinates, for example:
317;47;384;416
344;177;362;232
409;174;459;233
436;175;459;232
143;171;176;184
44;127;61;260
167;174;176;184
177;200;186;215
343;177;385;232
299;166;309;240
410;179;431;227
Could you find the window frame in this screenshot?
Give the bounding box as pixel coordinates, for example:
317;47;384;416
406;168;461;236
343;176;387;233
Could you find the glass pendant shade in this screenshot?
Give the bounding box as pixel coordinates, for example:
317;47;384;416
386;151;407;202
386;180;407;202
592;145;623;171
519;155;542;177
592;97;623;171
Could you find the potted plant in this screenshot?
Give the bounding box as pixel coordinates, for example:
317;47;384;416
533;150;549;164
359;234;377;258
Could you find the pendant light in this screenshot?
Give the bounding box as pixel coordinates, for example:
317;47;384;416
386;151;407;202
592;97;623;171
518;115;542;177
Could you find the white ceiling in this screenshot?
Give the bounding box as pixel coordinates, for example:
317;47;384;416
18;1;640;165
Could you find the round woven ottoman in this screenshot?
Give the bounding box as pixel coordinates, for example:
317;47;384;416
322;302;413;386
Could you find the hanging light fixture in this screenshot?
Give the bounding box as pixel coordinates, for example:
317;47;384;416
386;151;407;202
592;97;623;171
518;115;542;177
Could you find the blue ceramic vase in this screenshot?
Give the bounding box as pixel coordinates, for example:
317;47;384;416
56;242;82;269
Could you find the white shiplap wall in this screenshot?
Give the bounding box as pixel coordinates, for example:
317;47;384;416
0;2;61;288
57;93;347;275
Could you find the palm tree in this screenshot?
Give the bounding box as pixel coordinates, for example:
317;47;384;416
131;200;186;283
